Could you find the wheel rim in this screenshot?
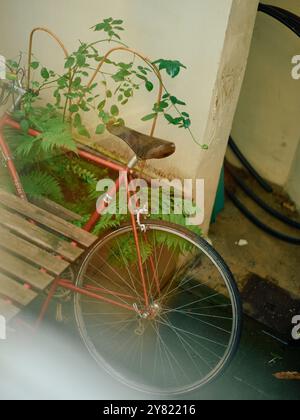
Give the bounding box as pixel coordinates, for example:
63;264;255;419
74;223;241;395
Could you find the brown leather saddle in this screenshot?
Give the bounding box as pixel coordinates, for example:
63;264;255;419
107;123;176;160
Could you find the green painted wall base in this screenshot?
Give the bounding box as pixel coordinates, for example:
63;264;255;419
211;166;225;223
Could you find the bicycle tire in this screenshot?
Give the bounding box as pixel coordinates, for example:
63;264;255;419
74;220;242;396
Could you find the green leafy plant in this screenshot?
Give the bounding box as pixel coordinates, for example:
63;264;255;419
3;18;204;252
17;17;207;148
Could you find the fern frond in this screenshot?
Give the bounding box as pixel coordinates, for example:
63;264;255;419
67;161;98;184
15;135;40;157
37;117;77;153
0;165;15;193
108;235;153;266
21;171;64;202
93;212;129;235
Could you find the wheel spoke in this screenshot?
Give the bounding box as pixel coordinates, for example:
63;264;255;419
74;223;240;394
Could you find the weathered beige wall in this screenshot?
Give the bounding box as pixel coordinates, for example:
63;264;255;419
230;0;300;204
0;0;258;230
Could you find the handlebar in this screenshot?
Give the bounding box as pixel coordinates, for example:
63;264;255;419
0;73;26;112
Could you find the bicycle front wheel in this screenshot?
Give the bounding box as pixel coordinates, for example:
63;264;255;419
74;221;242;395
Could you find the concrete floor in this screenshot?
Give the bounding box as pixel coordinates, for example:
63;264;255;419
209;168;300;339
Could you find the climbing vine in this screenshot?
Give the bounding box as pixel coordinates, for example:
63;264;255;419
2;17;203;241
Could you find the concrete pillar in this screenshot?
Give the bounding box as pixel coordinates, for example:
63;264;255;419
230;0;300;205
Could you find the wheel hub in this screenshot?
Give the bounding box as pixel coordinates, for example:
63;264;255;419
133;302;162;320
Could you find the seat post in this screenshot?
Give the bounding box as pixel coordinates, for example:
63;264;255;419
127;155;139;169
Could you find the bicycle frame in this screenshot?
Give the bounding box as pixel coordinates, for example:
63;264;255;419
0;113;159;326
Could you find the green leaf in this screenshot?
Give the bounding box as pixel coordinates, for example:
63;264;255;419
142;113;157;122
58;77;68;88
69;104;79;113
145;81;154;92
112;69;131;82
138;66;147;75
136;74;147;82
78;126;91;138
112;33;121;40
154;101;169;112
79;100;90;112
173;117;184;124
182;112;190;118
94;22;106;31
96;124;106;135
112;19;123;25
99;111;111;124
72;77;82;89
41;68;50;80
65;56;75;69
170;96;186;106
153;59;187;78
106;90;113;98
124;89;132;98
110;105;119;116
73;113;82;128
21;171;63;202
31;81;40;89
89;82;98;91
76;53;86;67
7;60;18;70
31;62;39;70
53;90;61;106
183;118;191;129
20;119;30;133
15;133;38;156
164;114;175;124
97;100;106;110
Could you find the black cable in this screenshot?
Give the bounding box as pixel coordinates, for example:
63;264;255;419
228;4;300;193
258;3;300;38
226;188;300;245
225;162;300;230
225;4;300;242
228;137;273;193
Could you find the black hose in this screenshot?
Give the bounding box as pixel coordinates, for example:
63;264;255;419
228;137;273;193
226;188;300;245
225;4;300;242
258;3;300;38
225;162;300;230
228;4;300;193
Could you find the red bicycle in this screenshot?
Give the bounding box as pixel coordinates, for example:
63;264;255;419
0;70;242;396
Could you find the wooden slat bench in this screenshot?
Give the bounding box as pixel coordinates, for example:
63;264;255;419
0;189;97;322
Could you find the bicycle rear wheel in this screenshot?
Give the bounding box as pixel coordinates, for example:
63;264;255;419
74;221;242;395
